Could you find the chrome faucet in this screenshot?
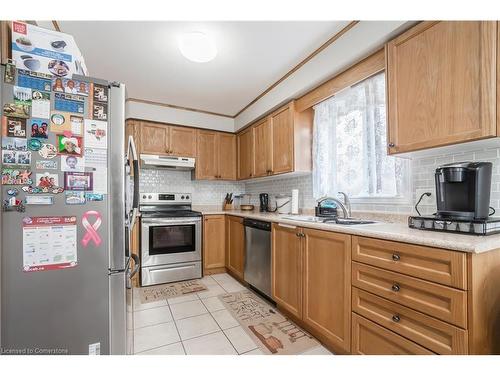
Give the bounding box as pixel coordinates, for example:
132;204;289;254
316;196;349;219
338;192;352;218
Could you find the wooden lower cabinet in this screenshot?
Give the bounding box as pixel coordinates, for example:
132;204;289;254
302;228;351;353
226;215;245;280
352;313;434;355
352;288;468;354
130;219;140;287
203;215;226;274
272;223;303;320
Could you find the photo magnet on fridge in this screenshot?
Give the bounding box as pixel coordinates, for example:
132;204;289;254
30;118;49;138
13;86;32;106
3;103;30;118
52;77;89;96
64;172;93;191
57;134;83;156
38;143;57;159
2;137;27;151
2;116;27;138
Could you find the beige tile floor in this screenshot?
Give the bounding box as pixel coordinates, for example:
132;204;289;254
133;273;333;355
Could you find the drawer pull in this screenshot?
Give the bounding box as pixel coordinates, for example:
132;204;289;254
391;284;401;292
392;254;400;261
392;314;401;323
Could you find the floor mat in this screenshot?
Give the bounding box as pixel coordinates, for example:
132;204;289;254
139;279;207;304
219;290;320;355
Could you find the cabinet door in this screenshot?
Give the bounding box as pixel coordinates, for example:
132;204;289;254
271;106;294;174
140;122;169;155
203;215;226;271
169;126;197;157
271;223;302;319
253;118;272;177
218;133;237;180
302;228;351;352
196;130;218;180
226;216;245;280
237;127;254;179
386;21;497;154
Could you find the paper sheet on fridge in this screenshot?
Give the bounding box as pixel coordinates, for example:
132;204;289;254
22;216;78;272
91;168;108;194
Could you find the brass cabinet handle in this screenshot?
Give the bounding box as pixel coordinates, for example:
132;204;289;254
392;314;401;323
391;284;401;292
392;254;401;261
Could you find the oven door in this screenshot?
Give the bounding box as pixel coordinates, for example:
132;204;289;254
141;217;201;267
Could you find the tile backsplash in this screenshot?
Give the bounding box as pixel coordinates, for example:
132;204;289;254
139;169;245;205
139;147;500;216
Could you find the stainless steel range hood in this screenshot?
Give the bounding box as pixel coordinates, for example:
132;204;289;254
140;154;195;170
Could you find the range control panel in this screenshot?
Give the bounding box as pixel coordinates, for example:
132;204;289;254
139;192;191;205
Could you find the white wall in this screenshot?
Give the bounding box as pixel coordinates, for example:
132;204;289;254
234;21;412;131
125;100;235;132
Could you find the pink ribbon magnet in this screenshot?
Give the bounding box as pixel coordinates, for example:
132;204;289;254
81;210;102;247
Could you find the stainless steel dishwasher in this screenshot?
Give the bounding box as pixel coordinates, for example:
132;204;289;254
243;218;272;299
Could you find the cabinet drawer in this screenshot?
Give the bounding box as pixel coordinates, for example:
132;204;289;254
352;236;467;289
352;313;434;354
352;288;468;354
352;262;467;328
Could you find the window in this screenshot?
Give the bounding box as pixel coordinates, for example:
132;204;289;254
312;72;410;201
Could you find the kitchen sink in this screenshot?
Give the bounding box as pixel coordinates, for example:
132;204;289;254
282;215;377;225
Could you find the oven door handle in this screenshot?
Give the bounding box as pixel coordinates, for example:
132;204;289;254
141;218;201;225
149;264;198;273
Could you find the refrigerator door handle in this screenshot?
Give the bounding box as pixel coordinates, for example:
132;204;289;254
127;135;139;230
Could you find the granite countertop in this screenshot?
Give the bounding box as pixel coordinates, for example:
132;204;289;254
194;206;500;254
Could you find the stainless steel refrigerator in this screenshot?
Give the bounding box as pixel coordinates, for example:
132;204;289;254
0;65;140;354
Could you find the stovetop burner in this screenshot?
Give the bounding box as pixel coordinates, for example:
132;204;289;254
139;192;201;218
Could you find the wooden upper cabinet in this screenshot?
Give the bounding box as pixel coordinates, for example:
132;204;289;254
218;133;237;180
272;223;302;320
140;122;169;155
236;100;312;180
253;118;273;177
302;229;351;353
386;21;497;154
271;105;294;174
237;127;254;179
195;130;236;180
226;215;245;280
196;130;218;180
169;126;197;157
203;215;226;271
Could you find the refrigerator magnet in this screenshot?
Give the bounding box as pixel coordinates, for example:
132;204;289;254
38;143;57;159
65;191;86;205
3;116;27;137
85;192;103;202
2;196;25;212
25;195;54;205
57;134;83;156
4;60;16;84
28;138;42;151
1;168;33;185
21;186;64;194
64;172;93;191
35;160;57;170
81;210;102;247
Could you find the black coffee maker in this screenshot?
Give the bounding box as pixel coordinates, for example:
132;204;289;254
259;193;269;212
435;162;492;220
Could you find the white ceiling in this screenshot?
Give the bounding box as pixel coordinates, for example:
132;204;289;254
47;21;350;116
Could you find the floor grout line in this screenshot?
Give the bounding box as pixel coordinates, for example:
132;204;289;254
169;303;187;355
207;305;241;355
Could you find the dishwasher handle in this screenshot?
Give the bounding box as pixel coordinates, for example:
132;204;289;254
243;218;271;231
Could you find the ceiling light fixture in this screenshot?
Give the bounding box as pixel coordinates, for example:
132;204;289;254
178;31;217;63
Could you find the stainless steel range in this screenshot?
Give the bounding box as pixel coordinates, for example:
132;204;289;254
139;192;202;286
